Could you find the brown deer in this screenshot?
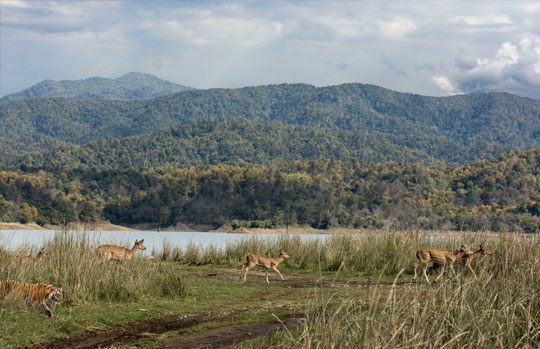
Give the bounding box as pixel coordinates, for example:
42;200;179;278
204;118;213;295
23;247;47;262
2;247;47;264
431;244;493;279
414;245;473;284
523;253;540;265
241;250;291;283
96;239;147;262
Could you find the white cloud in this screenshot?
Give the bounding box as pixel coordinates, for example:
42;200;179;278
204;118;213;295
432;76;462;95
452;15;512;25
474;42;519;74
140;11;284;45
446;35;540;98
2;1;540;98
1;0;30;8
377;17;417;39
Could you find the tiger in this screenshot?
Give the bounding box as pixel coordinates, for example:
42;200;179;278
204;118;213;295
0;280;63;317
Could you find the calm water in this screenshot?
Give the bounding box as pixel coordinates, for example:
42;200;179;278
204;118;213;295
0;229;328;256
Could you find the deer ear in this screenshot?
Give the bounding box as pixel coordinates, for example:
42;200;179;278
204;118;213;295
279;249;283;253
479;244;483;249
140;239;144;243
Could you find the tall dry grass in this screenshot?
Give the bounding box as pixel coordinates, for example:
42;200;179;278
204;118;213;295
159;231;506;276
0;230;187;304
249;233;540;348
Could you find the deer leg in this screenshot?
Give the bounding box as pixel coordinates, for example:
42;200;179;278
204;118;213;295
466;264;477;279
413;261;420;279
435;263;446;281
265;268;270;283
243;264;252;282
240;264;246;280
272;266;284;281
449;263;457;278
422;263;431;284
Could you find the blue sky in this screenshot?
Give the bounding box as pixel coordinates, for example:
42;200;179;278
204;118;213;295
1;1;540;99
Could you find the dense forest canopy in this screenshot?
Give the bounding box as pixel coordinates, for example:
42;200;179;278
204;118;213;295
1;148;540;232
1;83;539;167
1;78;540;232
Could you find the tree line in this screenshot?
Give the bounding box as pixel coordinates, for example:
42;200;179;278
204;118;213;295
1;148;540;232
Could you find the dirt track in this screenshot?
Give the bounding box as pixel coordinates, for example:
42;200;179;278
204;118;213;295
30;311;303;349
31;313;217;349
184;265;423;288
30;268;416;348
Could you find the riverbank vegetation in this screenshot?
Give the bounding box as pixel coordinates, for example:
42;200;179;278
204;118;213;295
2;230;538;347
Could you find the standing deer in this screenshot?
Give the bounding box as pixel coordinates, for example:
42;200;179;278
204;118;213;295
414;245;473;284
96;239;147;262
241;250;291;283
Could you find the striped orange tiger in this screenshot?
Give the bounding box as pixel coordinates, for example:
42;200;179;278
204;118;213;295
0;280;63;317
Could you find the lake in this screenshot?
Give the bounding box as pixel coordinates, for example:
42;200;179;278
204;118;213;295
0;229;328;256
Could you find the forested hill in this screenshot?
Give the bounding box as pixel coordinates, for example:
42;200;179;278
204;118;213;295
10;118;461;169
0;72;193;104
1;147;540;232
1;83;539;166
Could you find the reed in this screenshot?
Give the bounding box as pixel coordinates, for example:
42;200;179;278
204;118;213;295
244;233;540;348
0;230;187;304
159;230;485;276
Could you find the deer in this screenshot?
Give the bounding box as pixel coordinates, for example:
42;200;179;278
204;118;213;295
96;239;147;262
2;247;47;264
241;250;291;283
414;245;473;284
23;247;47;262
430;244;493;279
522;253;540;265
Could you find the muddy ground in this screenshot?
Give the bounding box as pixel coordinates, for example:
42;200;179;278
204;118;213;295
30;267;417;348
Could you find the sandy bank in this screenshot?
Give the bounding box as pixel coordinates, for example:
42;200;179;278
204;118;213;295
0;222;45;230
0;222;138;231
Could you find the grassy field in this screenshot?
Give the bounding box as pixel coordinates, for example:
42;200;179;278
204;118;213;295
1;230;539;348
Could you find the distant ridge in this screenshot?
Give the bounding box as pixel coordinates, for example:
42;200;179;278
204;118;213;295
1;82;539;167
0;72;194;104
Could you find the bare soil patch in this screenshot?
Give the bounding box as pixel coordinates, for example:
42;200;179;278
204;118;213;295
30;312;302;349
164;318;304;349
30;313;218;349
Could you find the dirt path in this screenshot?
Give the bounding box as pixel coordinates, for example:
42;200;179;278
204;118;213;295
31;267;416;348
163;318;304;349
181;265;423;288
30;313;217;349
30;312;302;349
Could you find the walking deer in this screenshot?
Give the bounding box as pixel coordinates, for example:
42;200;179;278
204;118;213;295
96;239;147;262
431;244;493;279
241;250;291;283
414;245;473;284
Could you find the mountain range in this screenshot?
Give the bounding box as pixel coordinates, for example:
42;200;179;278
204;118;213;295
1;73;540;231
1;74;539;169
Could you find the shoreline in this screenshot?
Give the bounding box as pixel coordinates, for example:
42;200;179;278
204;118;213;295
0;222;535;237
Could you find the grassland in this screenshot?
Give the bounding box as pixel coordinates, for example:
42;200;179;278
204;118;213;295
1;230;539;348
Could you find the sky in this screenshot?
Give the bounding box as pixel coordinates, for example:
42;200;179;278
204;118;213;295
1;1;540;99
